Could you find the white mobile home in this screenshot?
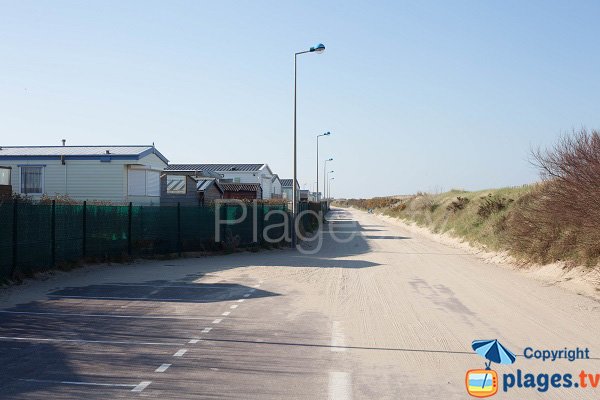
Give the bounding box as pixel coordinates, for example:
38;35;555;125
280;178;300;200
0;145;168;205
165;163;279;199
271;174;282;198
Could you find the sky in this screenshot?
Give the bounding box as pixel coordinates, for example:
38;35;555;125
1;0;600;198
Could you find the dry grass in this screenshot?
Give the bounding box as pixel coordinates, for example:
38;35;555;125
337;130;600;268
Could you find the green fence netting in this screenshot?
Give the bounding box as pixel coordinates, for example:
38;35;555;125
85;204;130;260
0;200;327;281
134;205;179;256
15;203;52;275
0;202;14;279
262;205;287;243
56;204;85;264
180;205;217;252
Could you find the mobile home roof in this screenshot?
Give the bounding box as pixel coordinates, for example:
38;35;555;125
0;145;168;163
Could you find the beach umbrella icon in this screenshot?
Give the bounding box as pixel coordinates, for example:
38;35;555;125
472;339;516;368
470;339;516;391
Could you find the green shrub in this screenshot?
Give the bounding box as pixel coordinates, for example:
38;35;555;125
477;194;514;219
446;196;470;213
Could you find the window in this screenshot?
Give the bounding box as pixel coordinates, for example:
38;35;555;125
128;169;146;196
233;177;241;183
128;168;161;197
20;166;44;194
0;167;10;186
166;175;186;194
146;171;160;196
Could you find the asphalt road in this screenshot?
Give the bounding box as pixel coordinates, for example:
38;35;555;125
1;207;599;399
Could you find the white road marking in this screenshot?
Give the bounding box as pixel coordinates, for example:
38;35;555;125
243;294;250;298
188;339;199;344
237;299;245;302
212;318;223;324
0;336;182;346
249;288;256;293
173;349;188;357
221;311;231;316
201;327;212;333
230;305;238;309
132;381;152;392
19;378;140;389
328;372;352;400
0;310;212;321
331;321;346;352
148;289;160;295
155;364;171;373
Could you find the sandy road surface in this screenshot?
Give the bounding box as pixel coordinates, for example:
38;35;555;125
0;207;599;399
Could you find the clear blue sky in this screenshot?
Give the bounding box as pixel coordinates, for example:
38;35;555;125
2;1;599;198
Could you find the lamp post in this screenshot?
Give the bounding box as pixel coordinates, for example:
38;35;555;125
326;170;334;199
323;158;332;200
293;43;325;248
316;131;330;202
329;177;335;200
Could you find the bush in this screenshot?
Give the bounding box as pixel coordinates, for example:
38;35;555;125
419;195;440;213
532;129;600;230
447;196;470;213
391;202;407;212
341;197;400;210
39;194;80;205
0;192;33;206
477;194;513;219
506;129;600;265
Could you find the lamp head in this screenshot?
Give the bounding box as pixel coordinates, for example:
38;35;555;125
324;131;331;136
310;43;325;53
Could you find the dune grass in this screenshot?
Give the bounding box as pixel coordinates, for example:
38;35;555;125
338;130;600;268
338;181;599;268
343;187;529;252
336;183;598;267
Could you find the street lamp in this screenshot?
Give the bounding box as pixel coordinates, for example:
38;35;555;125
326;170;334;199
329;177;335;200
316;131;331;202
293;43;325;247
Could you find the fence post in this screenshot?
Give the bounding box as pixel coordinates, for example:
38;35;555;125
252;201;258;243
51;200;56;268
127;202;132;256
221;203;227;245
82;201;87;258
177;202;182;257
10;198;18;279
258;204;264;244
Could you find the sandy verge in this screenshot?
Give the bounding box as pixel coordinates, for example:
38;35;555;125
370;210;600;302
